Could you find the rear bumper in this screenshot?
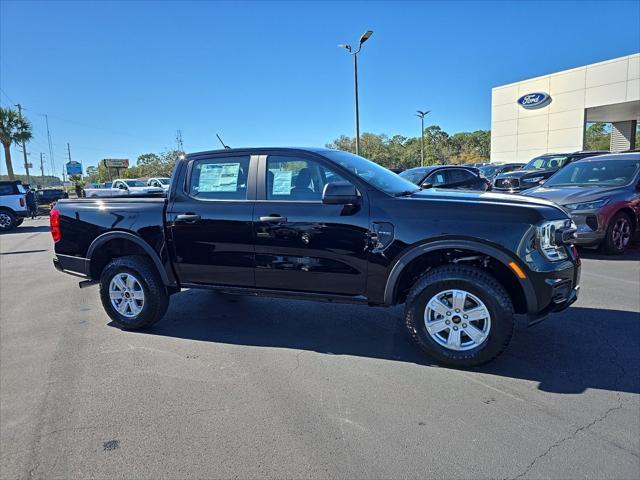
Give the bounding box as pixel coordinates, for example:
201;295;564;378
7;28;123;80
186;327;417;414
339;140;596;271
14;209;30;218
53;254;90;278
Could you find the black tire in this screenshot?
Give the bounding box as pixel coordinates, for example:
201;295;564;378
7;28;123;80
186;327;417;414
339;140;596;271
99;255;169;330
405;264;514;368
15;218;24;226
601;212;633;255
0;209;17;231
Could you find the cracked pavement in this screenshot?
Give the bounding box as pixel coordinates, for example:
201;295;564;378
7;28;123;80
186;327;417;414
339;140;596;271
1;219;639;479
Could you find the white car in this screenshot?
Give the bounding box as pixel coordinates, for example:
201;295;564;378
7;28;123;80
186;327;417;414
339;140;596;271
147;177;171;191
0;181;29;231
85;180;164;198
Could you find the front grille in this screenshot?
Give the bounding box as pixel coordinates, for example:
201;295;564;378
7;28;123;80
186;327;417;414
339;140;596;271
494;178;520;190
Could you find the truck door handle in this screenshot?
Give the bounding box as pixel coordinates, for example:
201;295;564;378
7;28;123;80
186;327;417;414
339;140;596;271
259;215;287;223
176;214;201;223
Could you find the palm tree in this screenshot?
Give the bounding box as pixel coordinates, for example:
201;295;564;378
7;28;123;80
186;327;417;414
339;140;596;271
0;106;33;181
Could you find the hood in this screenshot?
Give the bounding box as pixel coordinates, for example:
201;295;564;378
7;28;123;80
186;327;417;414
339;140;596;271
409;187;562;210
522;185;625;205
494;168;556;181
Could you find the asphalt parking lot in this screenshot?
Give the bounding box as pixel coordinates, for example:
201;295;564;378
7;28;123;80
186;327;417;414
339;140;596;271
1;217;638;479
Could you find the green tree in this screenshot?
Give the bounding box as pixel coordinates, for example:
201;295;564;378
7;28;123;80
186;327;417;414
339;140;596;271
0;107;33;181
326;125;491;169
585;123;611;151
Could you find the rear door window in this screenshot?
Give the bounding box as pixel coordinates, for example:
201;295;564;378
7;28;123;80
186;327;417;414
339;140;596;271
189;156;251;200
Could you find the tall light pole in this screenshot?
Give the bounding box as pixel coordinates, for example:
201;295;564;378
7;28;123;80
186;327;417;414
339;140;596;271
416;110;430;167
339;30;373;156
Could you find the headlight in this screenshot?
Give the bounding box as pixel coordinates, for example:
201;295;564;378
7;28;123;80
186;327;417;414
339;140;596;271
523;176;544;183
563;198;609;211
537;219;571;261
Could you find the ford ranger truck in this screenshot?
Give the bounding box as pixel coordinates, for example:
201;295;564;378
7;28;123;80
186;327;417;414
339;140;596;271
50;148;580;367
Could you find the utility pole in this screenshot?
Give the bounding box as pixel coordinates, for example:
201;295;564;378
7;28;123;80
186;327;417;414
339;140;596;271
15;104;31;184
416;110;430;167
176;130;184;152
40;153;45;184
339;30;373;156
44;114;56;177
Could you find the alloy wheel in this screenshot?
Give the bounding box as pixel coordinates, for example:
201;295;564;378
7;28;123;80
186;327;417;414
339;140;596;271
109;273;145;318
424;289;491;351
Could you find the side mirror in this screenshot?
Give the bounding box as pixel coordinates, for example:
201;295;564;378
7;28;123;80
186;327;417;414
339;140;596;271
322;181;360;205
421;182;433;189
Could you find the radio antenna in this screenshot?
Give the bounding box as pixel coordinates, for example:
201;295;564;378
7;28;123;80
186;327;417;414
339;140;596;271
216;133;231;149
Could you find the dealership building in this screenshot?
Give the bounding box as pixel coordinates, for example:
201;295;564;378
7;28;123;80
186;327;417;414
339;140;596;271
490;53;639;163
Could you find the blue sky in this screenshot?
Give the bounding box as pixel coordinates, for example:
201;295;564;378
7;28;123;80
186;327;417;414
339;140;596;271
1;0;639;176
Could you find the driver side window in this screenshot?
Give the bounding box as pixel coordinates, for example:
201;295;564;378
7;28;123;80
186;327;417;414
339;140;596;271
425;171;447;186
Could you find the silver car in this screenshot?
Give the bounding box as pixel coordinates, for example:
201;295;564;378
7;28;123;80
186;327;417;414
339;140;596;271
523;153;640;254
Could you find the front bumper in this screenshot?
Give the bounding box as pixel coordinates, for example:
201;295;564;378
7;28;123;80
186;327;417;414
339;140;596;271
522;246;581;326
567;210;607;246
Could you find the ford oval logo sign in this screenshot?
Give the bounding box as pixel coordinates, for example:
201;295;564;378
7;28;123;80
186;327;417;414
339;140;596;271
517;92;551;109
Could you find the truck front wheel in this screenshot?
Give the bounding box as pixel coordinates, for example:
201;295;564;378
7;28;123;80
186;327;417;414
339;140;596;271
99;255;169;330
405;264;514;368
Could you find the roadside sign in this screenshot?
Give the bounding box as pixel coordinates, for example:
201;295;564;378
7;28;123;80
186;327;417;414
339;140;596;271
66;161;82;176
103;159;129;168
25;162;33;168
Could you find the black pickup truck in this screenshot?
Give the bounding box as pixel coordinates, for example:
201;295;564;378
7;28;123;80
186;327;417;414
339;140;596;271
51;147;580;367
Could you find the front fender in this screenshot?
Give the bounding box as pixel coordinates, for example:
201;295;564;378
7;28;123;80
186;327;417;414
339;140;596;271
382;238;538;314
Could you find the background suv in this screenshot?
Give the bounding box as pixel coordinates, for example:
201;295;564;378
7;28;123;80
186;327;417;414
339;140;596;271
493;151;608;193
523;153;640;254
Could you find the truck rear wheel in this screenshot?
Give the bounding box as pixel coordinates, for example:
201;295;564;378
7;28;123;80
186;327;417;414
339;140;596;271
405;264;514;368
0;209;16;231
99;255;169;330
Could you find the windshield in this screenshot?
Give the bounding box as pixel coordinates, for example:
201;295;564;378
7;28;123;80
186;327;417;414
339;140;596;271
479;165;499;177
524;155;569;171
158;178;170;185
399;168;429;185
124;180;147;187
545;159;640;187
321;150;420;195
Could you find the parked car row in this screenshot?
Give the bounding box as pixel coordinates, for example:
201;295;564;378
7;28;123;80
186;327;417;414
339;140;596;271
84;179;166;197
391;151;639;255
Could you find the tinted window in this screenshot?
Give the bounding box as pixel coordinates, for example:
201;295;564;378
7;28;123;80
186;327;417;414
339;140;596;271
399;169;428;185
124;180;147;187
545;159;640;187
447;169;476;183
0;184;15;195
425;171;447;186
190;156;250;200
267;156;348;201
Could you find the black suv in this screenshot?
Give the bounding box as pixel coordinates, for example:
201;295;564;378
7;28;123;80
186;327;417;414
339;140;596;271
51;147;580;367
399;165;490;191
493;151;608;193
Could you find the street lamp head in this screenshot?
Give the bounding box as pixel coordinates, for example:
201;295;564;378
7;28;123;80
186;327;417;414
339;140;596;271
416;110;431;117
359;30;373;45
338;44;352;52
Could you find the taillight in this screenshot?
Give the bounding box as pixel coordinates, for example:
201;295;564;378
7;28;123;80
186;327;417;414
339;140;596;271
50;208;61;242
20;197;25;207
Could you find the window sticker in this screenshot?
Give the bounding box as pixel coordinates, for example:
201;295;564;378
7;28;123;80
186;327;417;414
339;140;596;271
272;170;293;195
199;162;240;192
